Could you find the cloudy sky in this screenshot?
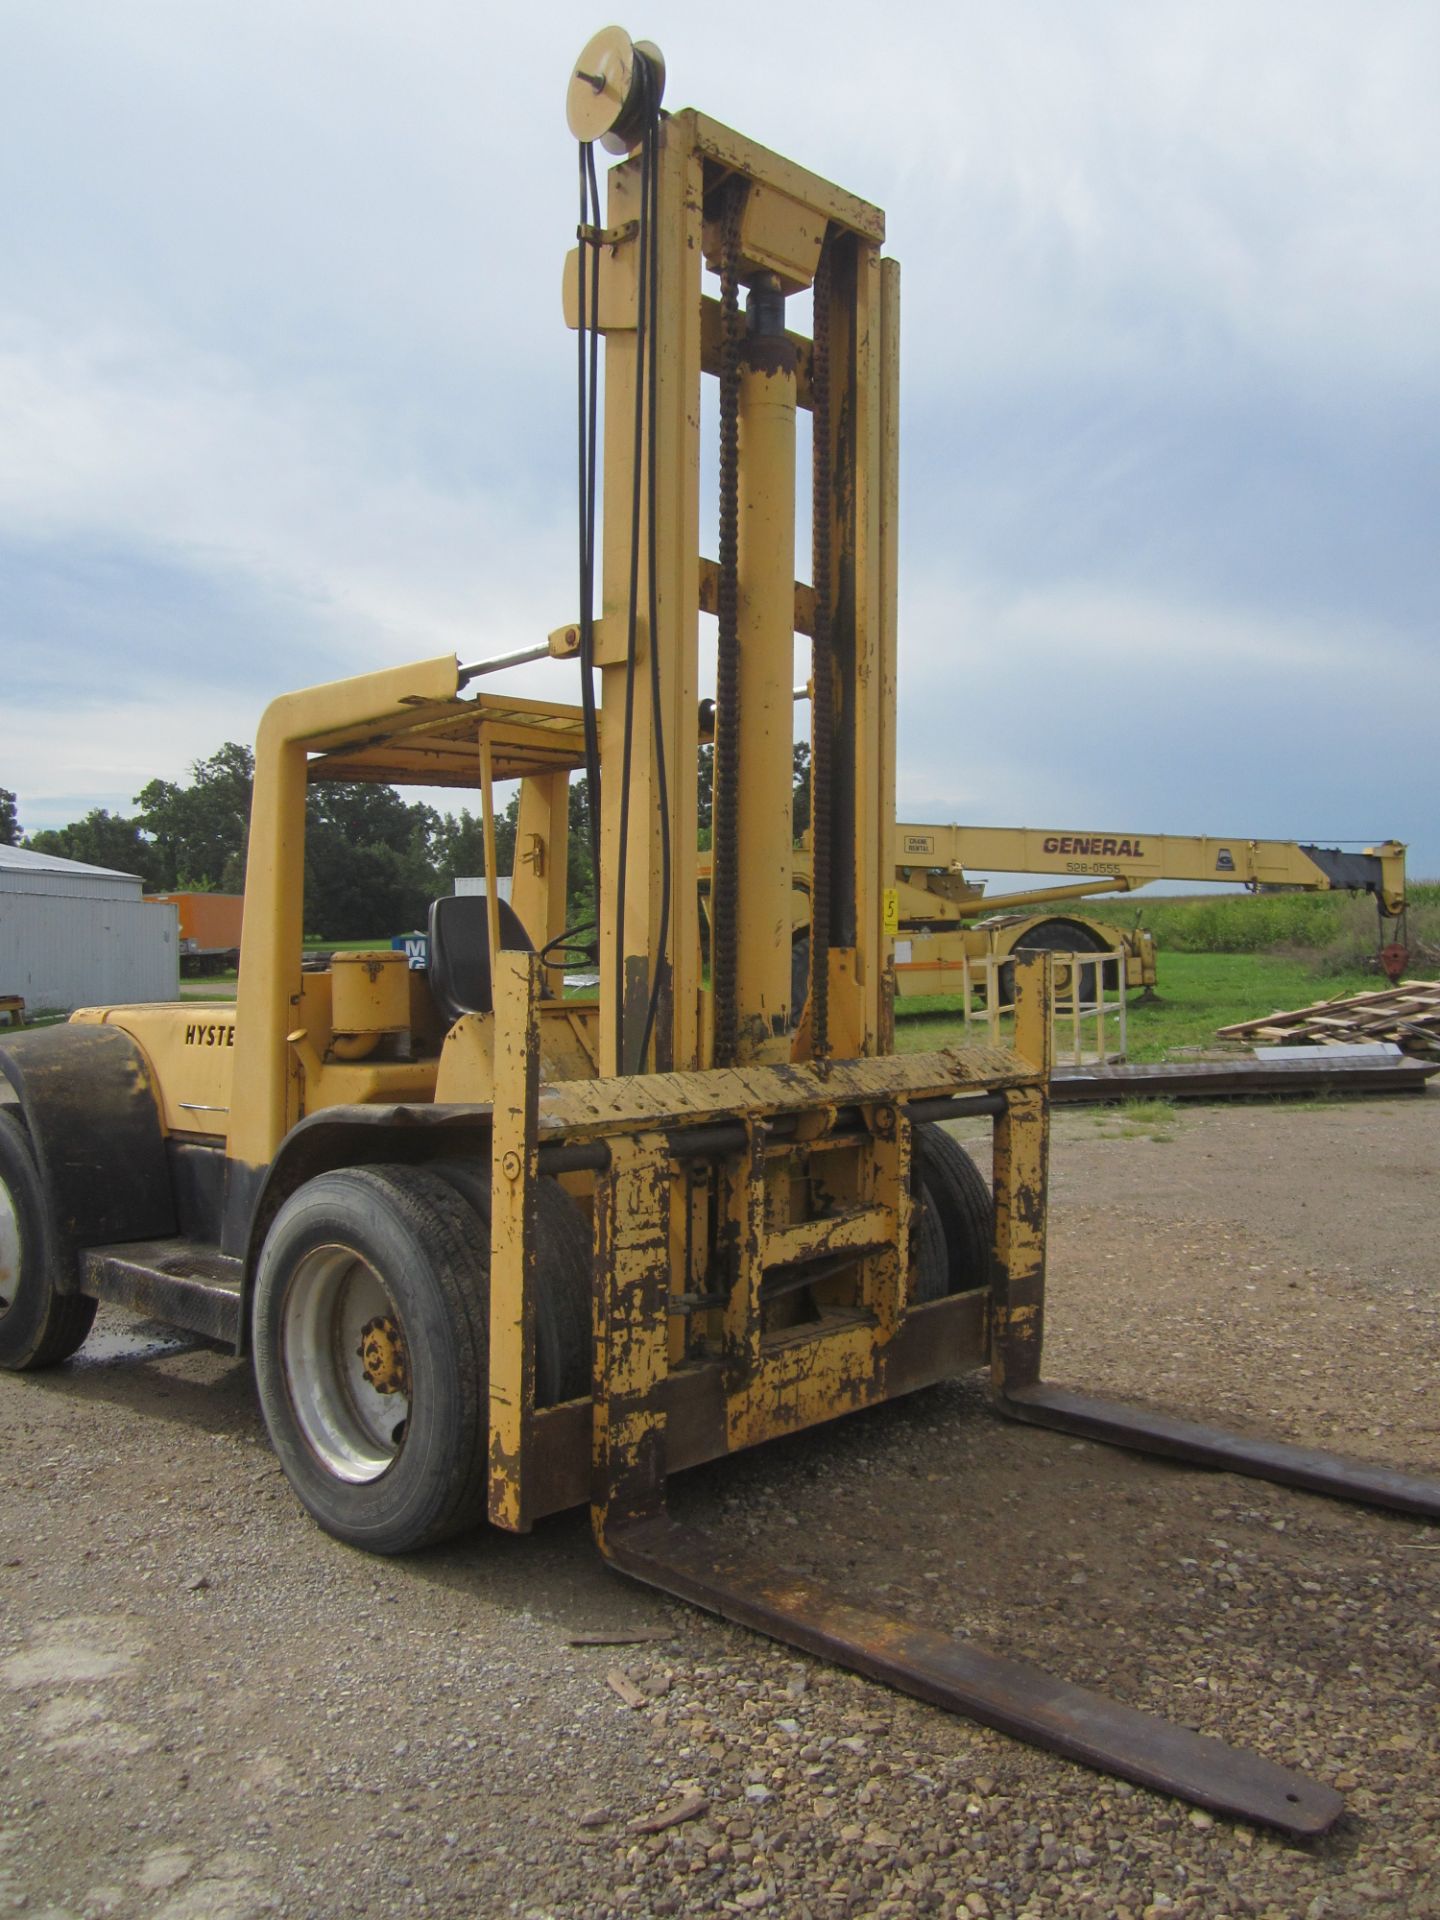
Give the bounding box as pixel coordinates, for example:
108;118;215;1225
3;0;1436;881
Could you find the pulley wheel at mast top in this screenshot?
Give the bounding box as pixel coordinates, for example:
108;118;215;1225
567;26;666;150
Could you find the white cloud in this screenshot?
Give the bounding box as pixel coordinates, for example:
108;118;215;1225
902;574;1430;680
0;317;567;656
894;564;1440;862
0;1;1436;869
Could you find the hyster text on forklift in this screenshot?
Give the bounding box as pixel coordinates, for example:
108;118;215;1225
2;26;1437;1837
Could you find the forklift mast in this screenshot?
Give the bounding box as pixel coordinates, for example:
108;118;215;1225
566;30;898;1075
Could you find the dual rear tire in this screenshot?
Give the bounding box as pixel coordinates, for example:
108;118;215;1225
4;1101;993;1552
911;1123;993;1304
252;1132;992;1555
251;1162;591;1556
0;1111;96;1371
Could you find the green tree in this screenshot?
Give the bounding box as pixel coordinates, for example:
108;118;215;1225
135;743;254;891
696;743;713;843
304;784;441;940
26;810;168;888
791;740;811;839
0;789;18;846
567;775;596;931
695;739;809;845
432;799;518;895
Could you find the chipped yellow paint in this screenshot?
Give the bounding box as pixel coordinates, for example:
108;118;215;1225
535;1046;1038;1143
732;340;799;1063
584;118;702;1076
989;963;1052;1397
1012;948;1055;1078
433;1014;496;1106
434;1003;599;1106
592;1131;674;1547
862;1105;910;1343
722;1122;768;1449
732;1321;879;1448
329;951;410;1042
487;950;542;1531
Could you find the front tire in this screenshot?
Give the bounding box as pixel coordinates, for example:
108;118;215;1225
252;1165;491;1554
0;1110;96;1370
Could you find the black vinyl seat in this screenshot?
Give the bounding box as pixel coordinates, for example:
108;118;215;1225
427;894;535;1024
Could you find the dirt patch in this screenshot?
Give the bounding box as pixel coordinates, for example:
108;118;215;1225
1;1093;1438;1918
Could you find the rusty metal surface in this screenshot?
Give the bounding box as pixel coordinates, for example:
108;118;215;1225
1050;1056;1437;1103
604;1516;1343;1837
989;1079;1050;1399
487;952;543;1531
523;1287;989;1521
357;1315;409;1396
536;1045;1038;1140
79;1241;243;1347
1002;1383;1440;1521
590;1131;675;1547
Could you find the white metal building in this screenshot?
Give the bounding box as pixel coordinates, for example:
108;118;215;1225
0;846;179;1015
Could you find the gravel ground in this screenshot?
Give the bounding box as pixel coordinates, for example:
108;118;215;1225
2;1092;1438;1920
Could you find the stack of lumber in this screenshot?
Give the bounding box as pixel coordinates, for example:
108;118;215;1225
1218;981;1440;1058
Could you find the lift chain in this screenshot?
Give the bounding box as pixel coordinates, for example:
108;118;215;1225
809;233;835;1062
711;177;747;1068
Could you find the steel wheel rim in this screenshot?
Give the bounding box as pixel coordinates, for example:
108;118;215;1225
0;1178;19;1319
281;1244;411;1483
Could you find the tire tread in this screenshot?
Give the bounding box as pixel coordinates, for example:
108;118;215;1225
0;1110;97;1371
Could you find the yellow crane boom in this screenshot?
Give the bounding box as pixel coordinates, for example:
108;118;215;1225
881;825;1409;1001
896;823;1408;919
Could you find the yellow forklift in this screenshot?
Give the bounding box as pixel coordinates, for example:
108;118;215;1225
2;26;1437;1836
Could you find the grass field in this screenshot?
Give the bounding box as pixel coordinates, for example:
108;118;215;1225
894;951;1392;1062
1038;881;1440;973
185;949;1389;1061
175;897;1438;1060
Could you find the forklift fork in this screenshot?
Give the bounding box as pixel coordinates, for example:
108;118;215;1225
975;1284;1440;1822
997;1382;1440;1523
479;949;1433;1838
600;1516;1342;1836
987;1081;1440;1514
584;1081;1352;1837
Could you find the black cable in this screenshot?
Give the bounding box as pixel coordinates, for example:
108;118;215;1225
810;234;835;1061
577;141;590;625
539;922;598;970
610;54;656;1071
578;144;604;942
636;75;670;1069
